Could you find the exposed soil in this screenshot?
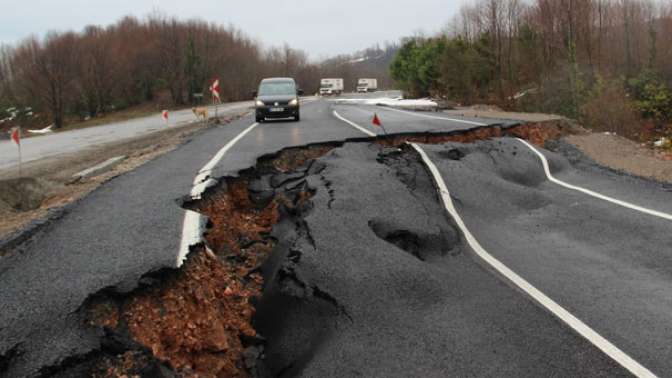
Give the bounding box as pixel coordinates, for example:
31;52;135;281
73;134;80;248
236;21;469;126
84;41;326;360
565;132;672;183
201;180;279;254
377;120;568;147
124;249;260;377
85;146;323;377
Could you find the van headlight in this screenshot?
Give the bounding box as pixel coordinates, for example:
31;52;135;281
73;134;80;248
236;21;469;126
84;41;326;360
289;98;298;106
255;100;265;107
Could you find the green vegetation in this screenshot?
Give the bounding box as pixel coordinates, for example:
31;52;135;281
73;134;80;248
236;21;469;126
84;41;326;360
390;0;672;141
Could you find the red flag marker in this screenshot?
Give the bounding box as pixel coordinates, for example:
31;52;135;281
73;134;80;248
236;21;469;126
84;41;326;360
10;127;22;177
372;113;382;127
210;79;221;103
371;113;389;136
10;127;20;146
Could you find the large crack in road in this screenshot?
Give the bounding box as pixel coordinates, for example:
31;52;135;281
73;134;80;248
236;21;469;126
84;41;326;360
2;122;589;377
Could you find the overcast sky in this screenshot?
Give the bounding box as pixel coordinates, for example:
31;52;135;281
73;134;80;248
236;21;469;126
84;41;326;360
0;0;466;59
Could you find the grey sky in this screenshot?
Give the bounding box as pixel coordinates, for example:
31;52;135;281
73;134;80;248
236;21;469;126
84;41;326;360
0;0;466;59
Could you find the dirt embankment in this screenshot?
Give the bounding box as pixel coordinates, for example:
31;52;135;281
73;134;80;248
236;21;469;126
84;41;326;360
443;106;672;183
565;132;672;183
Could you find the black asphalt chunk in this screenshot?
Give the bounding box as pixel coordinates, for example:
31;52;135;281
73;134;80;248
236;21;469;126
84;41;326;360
420;138;672;376
254;142;627;377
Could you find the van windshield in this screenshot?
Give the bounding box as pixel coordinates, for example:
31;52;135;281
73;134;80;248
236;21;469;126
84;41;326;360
258;82;296;96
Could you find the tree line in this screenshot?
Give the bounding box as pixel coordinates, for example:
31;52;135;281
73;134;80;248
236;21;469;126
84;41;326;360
0;14;394;131
390;0;672;139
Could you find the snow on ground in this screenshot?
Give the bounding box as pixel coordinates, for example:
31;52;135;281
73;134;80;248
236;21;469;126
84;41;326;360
332;97;438;110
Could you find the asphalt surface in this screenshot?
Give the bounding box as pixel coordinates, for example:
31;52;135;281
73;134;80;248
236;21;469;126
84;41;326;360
418;139;672;375
0;93;669;376
0;101;253;171
255;142;626;377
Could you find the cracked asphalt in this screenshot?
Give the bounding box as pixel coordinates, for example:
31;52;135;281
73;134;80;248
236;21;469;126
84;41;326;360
1;93;670;376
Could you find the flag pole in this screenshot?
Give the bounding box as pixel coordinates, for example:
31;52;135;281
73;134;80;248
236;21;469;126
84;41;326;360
373;113;389;137
214;95;218;121
17;127;22;178
379;123;390;137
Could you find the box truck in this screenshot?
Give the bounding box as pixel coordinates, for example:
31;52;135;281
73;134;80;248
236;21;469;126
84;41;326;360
357;78;378;93
320;78;344;96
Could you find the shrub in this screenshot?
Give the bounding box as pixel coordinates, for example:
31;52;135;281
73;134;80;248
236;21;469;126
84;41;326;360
579;77;644;140
627;70;672;121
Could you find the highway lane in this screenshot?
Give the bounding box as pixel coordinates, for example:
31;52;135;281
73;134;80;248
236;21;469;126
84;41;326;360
332;102;518;135
0;100;253;171
417;139;672;375
0;94;666;376
0;98;378;376
255;142;628;377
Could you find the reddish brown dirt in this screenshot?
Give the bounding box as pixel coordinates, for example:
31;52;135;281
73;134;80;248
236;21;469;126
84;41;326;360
85;299;120;330
201;180;279;254
123;250;260;377
92;351;153;378
377;121;566;147
115;180;281;377
270;145;335;173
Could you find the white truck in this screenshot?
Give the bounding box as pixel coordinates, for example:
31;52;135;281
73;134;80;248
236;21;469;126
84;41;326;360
357;78;378;93
319;78;344;96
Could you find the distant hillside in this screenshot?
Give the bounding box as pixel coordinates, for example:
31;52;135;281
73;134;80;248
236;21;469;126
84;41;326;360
318;44;399;91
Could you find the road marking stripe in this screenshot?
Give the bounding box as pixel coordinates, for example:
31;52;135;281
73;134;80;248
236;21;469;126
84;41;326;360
410;142;657;378
517;138;672;221
376;106;489;126
177;122;259;267
333;110;376;136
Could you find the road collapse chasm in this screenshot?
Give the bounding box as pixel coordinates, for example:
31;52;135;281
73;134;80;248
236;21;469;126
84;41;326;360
79;121;567;377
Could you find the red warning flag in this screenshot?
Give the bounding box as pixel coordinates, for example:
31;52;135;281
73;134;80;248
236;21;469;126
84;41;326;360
372;113;382;127
10;127;20;146
162;110;169;122
210;79;221;102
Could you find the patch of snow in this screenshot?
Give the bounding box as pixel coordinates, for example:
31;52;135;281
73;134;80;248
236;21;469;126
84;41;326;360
654;137;670;148
348;57;367;64
332;97;438;109
27;124;54;134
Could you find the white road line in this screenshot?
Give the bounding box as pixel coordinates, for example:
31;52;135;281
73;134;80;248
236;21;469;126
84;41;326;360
410;142;657;378
333;110;376;137
176;122;259;267
377;106;489;126
517;138;672;221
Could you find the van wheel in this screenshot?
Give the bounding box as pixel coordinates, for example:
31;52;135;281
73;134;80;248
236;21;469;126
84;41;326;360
294;113;300;122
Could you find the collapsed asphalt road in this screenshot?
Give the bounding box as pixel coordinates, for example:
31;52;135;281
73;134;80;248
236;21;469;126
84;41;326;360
0;98;511;376
416;138;672;375
252;142;627;377
1;95;669;377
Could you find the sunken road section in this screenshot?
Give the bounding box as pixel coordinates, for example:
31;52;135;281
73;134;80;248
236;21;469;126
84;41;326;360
0;121;597;377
